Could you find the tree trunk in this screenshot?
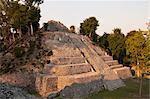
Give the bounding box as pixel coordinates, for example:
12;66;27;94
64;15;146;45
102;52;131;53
27;26;30;35
19;26;22;38
30;23;33;35
12;33;15;41
89;32;92;39
139;76;143;97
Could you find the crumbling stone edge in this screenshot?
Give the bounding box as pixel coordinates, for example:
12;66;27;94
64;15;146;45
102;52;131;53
47;78;104;99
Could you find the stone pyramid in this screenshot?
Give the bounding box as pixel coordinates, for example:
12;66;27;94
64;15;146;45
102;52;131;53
36;31;132;97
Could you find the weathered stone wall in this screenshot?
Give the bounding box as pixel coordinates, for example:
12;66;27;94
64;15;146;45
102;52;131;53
113;67;132;79
43;63;92;76
36;72;101;97
49;57;86;65
57;76;74;91
51;64;92;76
52;47;82;57
57;72;101;91
35;74;58;96
59;79;104;98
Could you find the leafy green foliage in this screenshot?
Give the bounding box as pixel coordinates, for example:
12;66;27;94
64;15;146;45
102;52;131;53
25;0;44;7
98;32;110;52
80;17;99;41
43;23;48;31
107;28;126;63
14;46;25;58
70;25;75;33
126;31;143;63
0;0;42;46
9;2;28;30
126;30;150;77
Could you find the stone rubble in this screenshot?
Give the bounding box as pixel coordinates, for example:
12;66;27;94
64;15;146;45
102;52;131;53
59;79;104;99
0;83;39;99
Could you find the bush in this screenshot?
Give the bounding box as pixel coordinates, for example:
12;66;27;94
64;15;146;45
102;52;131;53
14;46;25;58
0;53;15;74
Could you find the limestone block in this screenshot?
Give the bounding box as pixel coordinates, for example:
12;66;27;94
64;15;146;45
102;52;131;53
57;72;101;91
101;56;113;61
52;64;92;76
105;60;118;66
35;74;58;97
113;67;132;79
73;72;101;84
50;57;85;65
102;68;125;91
57;76;74;90
52;47;82;57
110;64;123;69
59;79;104;98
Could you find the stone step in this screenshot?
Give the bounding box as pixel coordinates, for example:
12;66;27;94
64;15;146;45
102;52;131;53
104;79;125;91
103;69;125;91
113;67;132;79
59;72;100;81
52;48;82;57
101;56;113;61
110;64;123;69
105;60;118;66
54;63;88;67
49;57;86;65
47;63;92;76
57;72;101;90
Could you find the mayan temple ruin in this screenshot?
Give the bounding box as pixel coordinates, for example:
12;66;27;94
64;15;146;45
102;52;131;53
36;31;132;97
0;0;149;98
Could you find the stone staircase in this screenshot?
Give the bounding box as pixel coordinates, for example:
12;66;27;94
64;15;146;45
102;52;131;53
101;56;132;79
37;40;98;96
78;36;126;91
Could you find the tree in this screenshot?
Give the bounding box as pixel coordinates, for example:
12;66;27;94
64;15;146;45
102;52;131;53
24;0;44;7
24;0;43;35
43;22;48;31
0;0;43;52
126;31;149;67
80;17;99;41
27;6;41;35
98;32;110;51
70;25;75;33
107;28;126;63
9;1;29;38
126;30;150;96
0;0;13;44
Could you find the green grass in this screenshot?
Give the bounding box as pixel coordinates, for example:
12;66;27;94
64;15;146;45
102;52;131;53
88;78;150;99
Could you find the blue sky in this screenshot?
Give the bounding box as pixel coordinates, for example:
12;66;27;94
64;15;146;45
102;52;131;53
40;0;149;35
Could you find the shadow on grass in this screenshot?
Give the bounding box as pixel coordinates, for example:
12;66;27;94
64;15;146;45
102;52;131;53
88;78;149;99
